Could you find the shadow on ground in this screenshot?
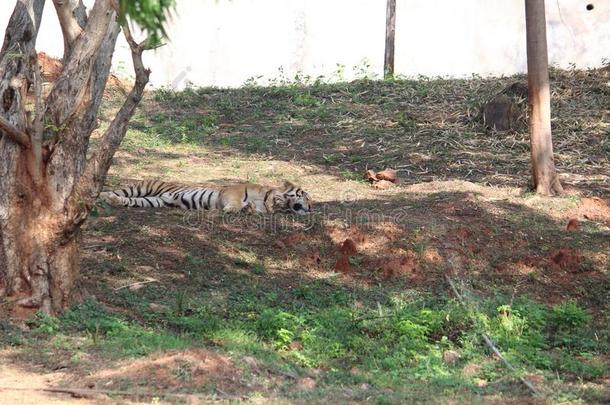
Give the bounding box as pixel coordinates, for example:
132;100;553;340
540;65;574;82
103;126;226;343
122;68;610;196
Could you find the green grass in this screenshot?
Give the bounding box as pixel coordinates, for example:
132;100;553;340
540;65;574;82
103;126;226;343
18;281;609;402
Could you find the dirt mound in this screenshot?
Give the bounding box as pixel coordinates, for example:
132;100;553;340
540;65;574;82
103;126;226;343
327;224;403;253
37;52;62;82
339;238;358;255
548;249;583;272
567;197;610;226
106;73;131;95
37;52;130;95
334;254;353;274
381;251;419;279
83;349;244;394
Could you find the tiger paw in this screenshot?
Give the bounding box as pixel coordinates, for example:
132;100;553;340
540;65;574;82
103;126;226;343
241;201;256;214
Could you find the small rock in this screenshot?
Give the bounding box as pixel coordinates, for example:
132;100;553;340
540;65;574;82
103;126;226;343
442;350;461;365
483;94;518;131
297;377;316;390
148;303;169;313
475;378;488;387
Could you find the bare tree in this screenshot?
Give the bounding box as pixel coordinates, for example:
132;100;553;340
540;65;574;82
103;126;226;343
0;0;164;315
524;0;563;195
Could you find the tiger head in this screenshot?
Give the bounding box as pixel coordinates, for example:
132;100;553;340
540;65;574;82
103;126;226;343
277;181;313;215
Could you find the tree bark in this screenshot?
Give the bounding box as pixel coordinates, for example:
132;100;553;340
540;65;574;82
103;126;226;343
52;0;85;60
524;0;563;195
0;0;47;312
1;0;150;316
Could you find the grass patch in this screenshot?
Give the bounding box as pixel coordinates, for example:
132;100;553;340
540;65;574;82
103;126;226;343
21;283;609;402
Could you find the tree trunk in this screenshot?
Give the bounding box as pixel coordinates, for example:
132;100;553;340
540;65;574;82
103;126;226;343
524;0;563;195
1;0;149;316
384;0;396;78
0;0;48;313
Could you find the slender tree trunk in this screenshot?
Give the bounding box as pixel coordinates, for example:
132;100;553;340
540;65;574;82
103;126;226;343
1;0;150;316
384;0;396;78
524;0;563;195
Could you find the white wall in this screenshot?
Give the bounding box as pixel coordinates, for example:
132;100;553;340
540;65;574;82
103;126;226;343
1;0;608;88
395;0;609;77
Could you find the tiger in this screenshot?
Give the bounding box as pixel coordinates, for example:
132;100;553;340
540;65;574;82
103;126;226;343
99;180;313;215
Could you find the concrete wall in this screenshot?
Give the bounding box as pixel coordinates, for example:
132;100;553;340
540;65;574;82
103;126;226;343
1;0;608;88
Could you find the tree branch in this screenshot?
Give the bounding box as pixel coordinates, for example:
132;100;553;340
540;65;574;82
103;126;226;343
45;0;115;134
52;0;84;60
0;116;31;148
64;23;151;234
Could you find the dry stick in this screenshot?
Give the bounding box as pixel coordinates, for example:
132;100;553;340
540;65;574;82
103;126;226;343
444;274;541;396
113;278;158;291
0;386;243;401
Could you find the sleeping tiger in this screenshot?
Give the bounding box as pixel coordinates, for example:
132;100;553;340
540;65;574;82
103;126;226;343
99;180;313;215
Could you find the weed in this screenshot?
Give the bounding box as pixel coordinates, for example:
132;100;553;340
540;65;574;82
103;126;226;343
28;312;61;335
250;263;266;275
292;92;319;108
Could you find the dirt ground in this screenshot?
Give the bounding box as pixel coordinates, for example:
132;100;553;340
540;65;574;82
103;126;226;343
1;63;609;404
0;350;88;404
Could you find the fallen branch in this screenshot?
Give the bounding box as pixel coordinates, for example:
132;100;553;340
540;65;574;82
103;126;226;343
444;274;541;396
0;386;244;401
